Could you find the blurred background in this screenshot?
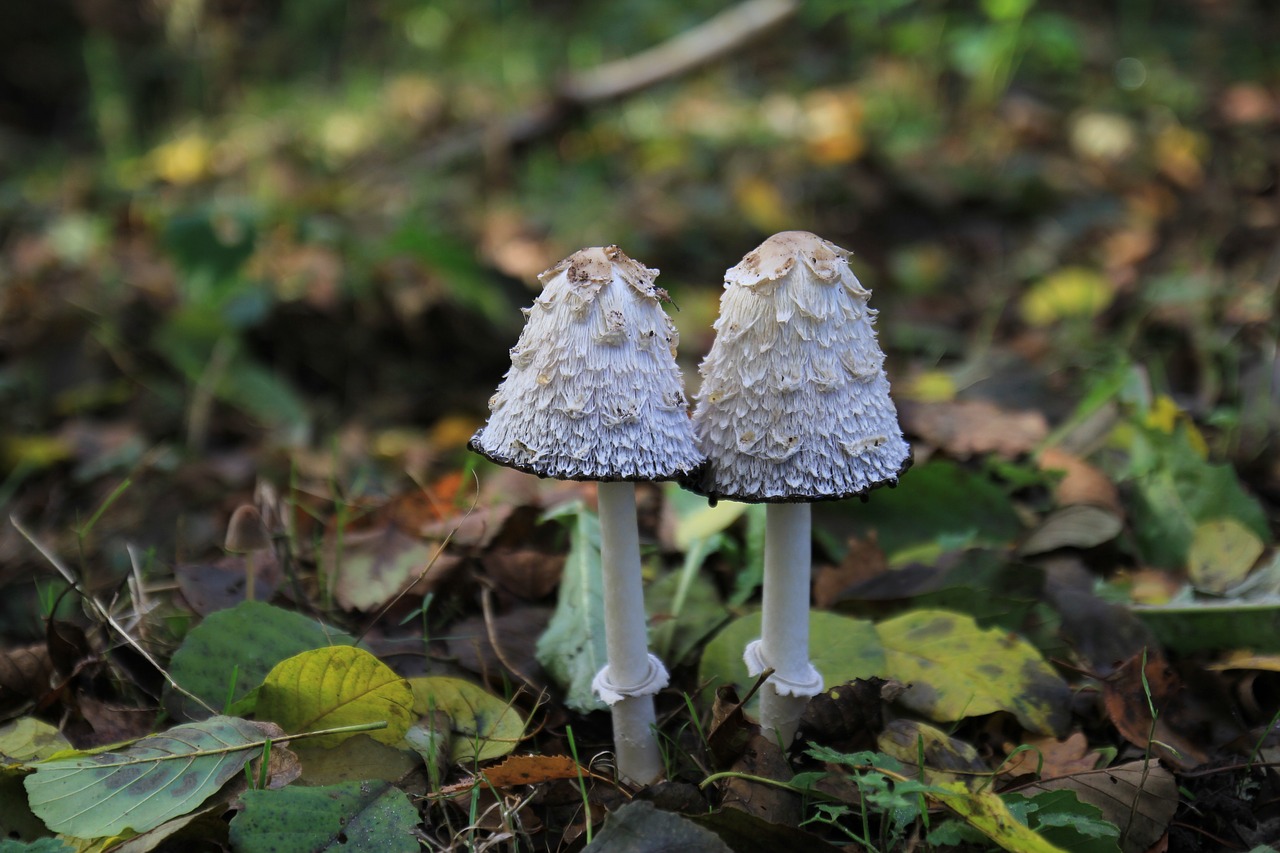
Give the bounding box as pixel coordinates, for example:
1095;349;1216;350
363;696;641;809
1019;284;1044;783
1;0;1278;567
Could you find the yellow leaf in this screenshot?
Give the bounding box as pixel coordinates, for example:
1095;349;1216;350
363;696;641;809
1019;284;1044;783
901;370;957;403
1020;267;1113;327
1144;395;1208;457
674;500;748;551
408;676;525;763
257;647;414;748
1187;518;1265;595
877;610;1070;735
934;781;1069;853
732;176;791;234
151;133;212;185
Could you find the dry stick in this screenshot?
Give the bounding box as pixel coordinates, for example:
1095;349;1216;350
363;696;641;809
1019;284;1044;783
11;515;219;718
367;0;799;174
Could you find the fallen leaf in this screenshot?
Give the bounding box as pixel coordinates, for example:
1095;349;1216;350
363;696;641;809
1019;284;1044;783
1021;267;1114;326
323;524;446;612
1001;732;1101;779
483;548;565;600
1099;652;1211;770
230;779;419;853
175;555;283;616
480;754;589;788
256;646;415;748
877;609;1071;735
408;676;525;763
583;801;732;853
0;643;54;715
1019;504;1124;555
797;678;891;753
294;734;420;786
813;534;888;609
877;720;987;787
1186;518;1265;595
1023;761;1178;853
1039;447;1123;514
899;399;1049;459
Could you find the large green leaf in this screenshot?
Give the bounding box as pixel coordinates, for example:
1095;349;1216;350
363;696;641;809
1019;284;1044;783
166;600;354;720
876;609;1070;735
256;647;414;748
408;676;525;764
699;611;885;707
1125;426;1268;569
535;502;607;713
0;840;74;853
229;780;419;853
817;460;1023;559
24;717;273;838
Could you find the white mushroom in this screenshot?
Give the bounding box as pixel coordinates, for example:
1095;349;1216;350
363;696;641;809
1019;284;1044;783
690;231;910;745
471;246;704;785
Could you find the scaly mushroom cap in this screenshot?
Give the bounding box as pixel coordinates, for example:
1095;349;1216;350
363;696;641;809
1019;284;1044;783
470;246;705;482
689;231;910;502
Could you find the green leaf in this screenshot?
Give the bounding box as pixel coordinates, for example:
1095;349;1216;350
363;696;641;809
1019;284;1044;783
821;460;1023;559
933;782;1069;853
648;545;731;665
229;780;419;853
1131;601;1280;653
324;525;437;612
1126;427;1269;569
535;502;607;713
24;717;273;838
0;840;74;853
699;611;885;709
256;647;414;748
1007;790;1122;853
166;600;355;720
293;735;420;787
876;609;1070;735
583;801;731;853
407;676;525;763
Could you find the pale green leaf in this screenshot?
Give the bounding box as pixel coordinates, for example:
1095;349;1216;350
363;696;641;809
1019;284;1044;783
0;718;72;764
877;609;1070;735
535;502;607;713
256;647;414;748
408;676;525;763
229;780;419;853
24;717;272;838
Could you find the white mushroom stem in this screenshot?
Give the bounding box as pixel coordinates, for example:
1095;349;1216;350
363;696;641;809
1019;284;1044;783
744;502;823;745
592;480;669;785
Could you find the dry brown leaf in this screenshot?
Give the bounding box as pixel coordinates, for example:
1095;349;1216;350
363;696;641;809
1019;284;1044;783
1001;732;1100;779
1100;652;1211;771
483;548;565;600
1039;447;1123;514
899;399;1048;459
0;643;53;714
812;534;887;609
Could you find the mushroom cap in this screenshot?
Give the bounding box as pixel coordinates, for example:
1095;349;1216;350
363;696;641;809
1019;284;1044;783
688;231;911;502
470;246;705;482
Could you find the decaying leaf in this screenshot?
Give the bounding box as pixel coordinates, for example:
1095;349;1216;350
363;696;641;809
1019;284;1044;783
877;720;988;787
1099;652;1212;771
407;676;525;763
1186;518;1265;595
899;399;1049;459
876;609;1071;735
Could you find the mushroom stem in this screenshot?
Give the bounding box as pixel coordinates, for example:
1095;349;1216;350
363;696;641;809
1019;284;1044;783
593;480;667;785
747;502;822;745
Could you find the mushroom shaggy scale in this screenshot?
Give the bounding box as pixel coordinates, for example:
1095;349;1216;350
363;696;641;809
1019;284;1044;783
690;231;910;744
470;245;703;784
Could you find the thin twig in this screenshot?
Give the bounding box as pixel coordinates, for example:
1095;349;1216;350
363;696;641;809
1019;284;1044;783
11;515;218;717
